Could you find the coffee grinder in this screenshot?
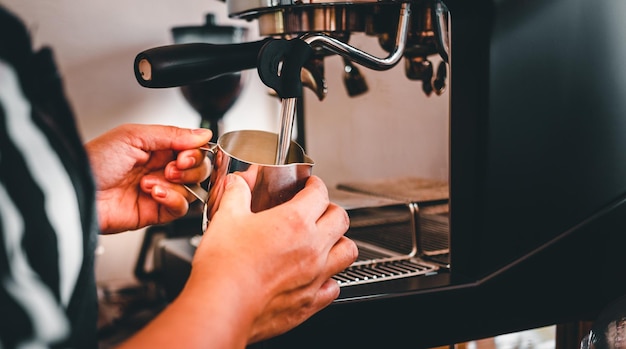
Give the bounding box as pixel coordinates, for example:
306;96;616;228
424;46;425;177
172;14;248;142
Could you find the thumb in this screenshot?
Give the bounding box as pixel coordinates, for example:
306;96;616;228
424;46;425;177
132;124;213;151
215;174;252;215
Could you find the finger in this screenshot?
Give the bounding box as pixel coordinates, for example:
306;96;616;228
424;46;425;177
323;236;358;279
140;175;198;203
174;148;209;170
283;278;340;317
150;184;190;218
140;174;161;193
213;173;252;215
126;124;213;152
234;164;259;191
279;176;330;222
311;201;351;250
315;278;341;307
164;158;211;184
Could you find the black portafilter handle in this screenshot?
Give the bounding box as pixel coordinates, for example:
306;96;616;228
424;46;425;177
133;37;313;99
134;38;272;88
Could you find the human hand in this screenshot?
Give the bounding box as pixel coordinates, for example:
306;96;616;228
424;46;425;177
85;124;212;234
187;173;358;345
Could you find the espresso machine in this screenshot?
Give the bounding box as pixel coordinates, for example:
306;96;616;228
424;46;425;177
134;0;626;347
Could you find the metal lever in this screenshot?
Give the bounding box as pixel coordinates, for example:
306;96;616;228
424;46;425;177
343;57;368;97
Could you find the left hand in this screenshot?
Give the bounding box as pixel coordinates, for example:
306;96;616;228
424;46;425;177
85;124;213;234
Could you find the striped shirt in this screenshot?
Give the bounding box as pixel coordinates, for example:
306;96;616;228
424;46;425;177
0;7;98;349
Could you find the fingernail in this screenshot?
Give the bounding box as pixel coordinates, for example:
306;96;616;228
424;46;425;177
153;186;167;198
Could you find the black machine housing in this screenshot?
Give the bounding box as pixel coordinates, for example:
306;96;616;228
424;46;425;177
250;0;626;347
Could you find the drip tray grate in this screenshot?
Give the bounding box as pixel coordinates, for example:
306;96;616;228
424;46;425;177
333;258;438;287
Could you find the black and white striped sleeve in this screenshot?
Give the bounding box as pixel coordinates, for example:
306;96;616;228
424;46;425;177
0;56;84;348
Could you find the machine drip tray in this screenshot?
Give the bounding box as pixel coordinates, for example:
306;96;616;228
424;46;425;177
334;257;438;287
332;187;448;287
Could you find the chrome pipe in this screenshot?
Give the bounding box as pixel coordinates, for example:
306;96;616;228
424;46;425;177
299;2;411;71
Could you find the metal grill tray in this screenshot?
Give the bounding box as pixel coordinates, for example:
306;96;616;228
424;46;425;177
329;186;447;287
337;215;440;287
333;257;438;287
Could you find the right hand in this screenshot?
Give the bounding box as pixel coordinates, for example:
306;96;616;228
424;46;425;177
190;173;358;344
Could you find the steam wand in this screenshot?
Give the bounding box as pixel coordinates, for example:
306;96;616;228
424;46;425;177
276;98;297;165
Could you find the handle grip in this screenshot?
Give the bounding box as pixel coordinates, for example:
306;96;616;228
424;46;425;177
134;38;272;88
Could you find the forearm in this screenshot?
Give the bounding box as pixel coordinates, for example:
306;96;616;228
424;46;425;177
117;272;260;349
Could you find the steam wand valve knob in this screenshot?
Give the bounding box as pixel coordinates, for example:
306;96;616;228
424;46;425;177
257;38;314;99
343;57;368;97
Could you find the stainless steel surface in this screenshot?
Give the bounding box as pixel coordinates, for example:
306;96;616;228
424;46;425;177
432;0;450;62
275;97;297;164
204;130;314;221
227;0;383;19
300;2;410;71
325;188;448;287
255;7;363;36
334;258;438;287
184;130;314;233
333;201;442;287
183;184;208;203
183;144;215;204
